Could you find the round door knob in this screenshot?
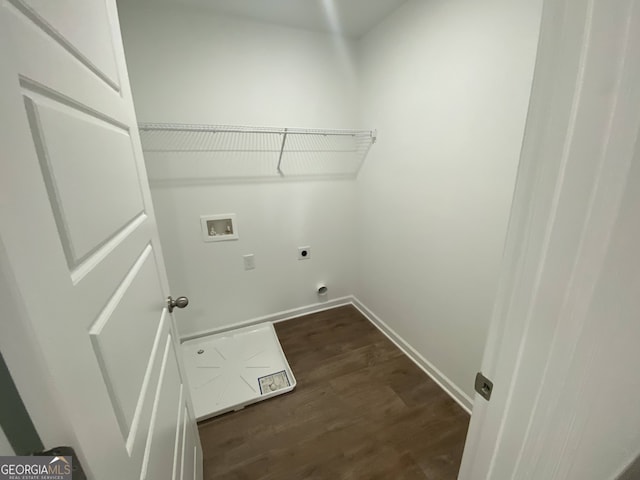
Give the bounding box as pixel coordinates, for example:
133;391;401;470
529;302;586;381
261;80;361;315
167;295;189;313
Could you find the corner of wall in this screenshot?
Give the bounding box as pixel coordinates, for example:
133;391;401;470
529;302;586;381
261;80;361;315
351;297;473;413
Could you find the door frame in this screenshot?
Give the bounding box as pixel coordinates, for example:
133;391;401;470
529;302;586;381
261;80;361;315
459;0;640;477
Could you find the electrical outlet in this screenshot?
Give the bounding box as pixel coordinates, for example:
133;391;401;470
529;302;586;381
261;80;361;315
298;246;311;260
243;254;255;270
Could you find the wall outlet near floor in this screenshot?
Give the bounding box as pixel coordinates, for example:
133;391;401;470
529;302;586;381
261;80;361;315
243;254;255;270
298;246;311;260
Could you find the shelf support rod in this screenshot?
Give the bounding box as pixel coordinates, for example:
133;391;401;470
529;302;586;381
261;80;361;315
277;128;288;175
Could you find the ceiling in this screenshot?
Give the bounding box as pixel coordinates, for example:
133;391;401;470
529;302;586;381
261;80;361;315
151;0;409;38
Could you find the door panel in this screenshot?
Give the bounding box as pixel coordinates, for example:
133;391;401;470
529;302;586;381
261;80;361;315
6;4;126;125
122;307;169;468
14;0;120;87
0;1;202;478
23;94;144;266
172;399;185;480
89;246;165;437
141;336;184;480
181;412;197;480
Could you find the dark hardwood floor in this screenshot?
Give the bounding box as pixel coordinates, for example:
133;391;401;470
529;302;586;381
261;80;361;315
199;305;470;479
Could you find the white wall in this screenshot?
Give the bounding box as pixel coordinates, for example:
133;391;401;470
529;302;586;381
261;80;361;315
118;4;360;336
355;0;542;402
118;0;542;403
117;3;359;127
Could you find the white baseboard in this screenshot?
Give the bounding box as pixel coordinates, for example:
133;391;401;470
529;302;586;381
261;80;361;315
179;296;353;342
351;296;473;414
180;294;473;414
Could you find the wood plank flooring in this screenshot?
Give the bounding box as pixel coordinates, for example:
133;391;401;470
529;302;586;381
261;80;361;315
199;305;470;479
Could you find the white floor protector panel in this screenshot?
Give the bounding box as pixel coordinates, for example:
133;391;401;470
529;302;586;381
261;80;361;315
181;322;296;421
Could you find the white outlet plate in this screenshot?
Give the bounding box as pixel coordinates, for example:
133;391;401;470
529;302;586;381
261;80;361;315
298;246;311;260
243;254;255;270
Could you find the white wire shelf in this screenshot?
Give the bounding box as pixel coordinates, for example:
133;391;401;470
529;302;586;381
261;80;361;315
138;123;376;182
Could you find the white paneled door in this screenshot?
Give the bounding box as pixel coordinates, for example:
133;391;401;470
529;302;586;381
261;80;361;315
0;1;203;479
